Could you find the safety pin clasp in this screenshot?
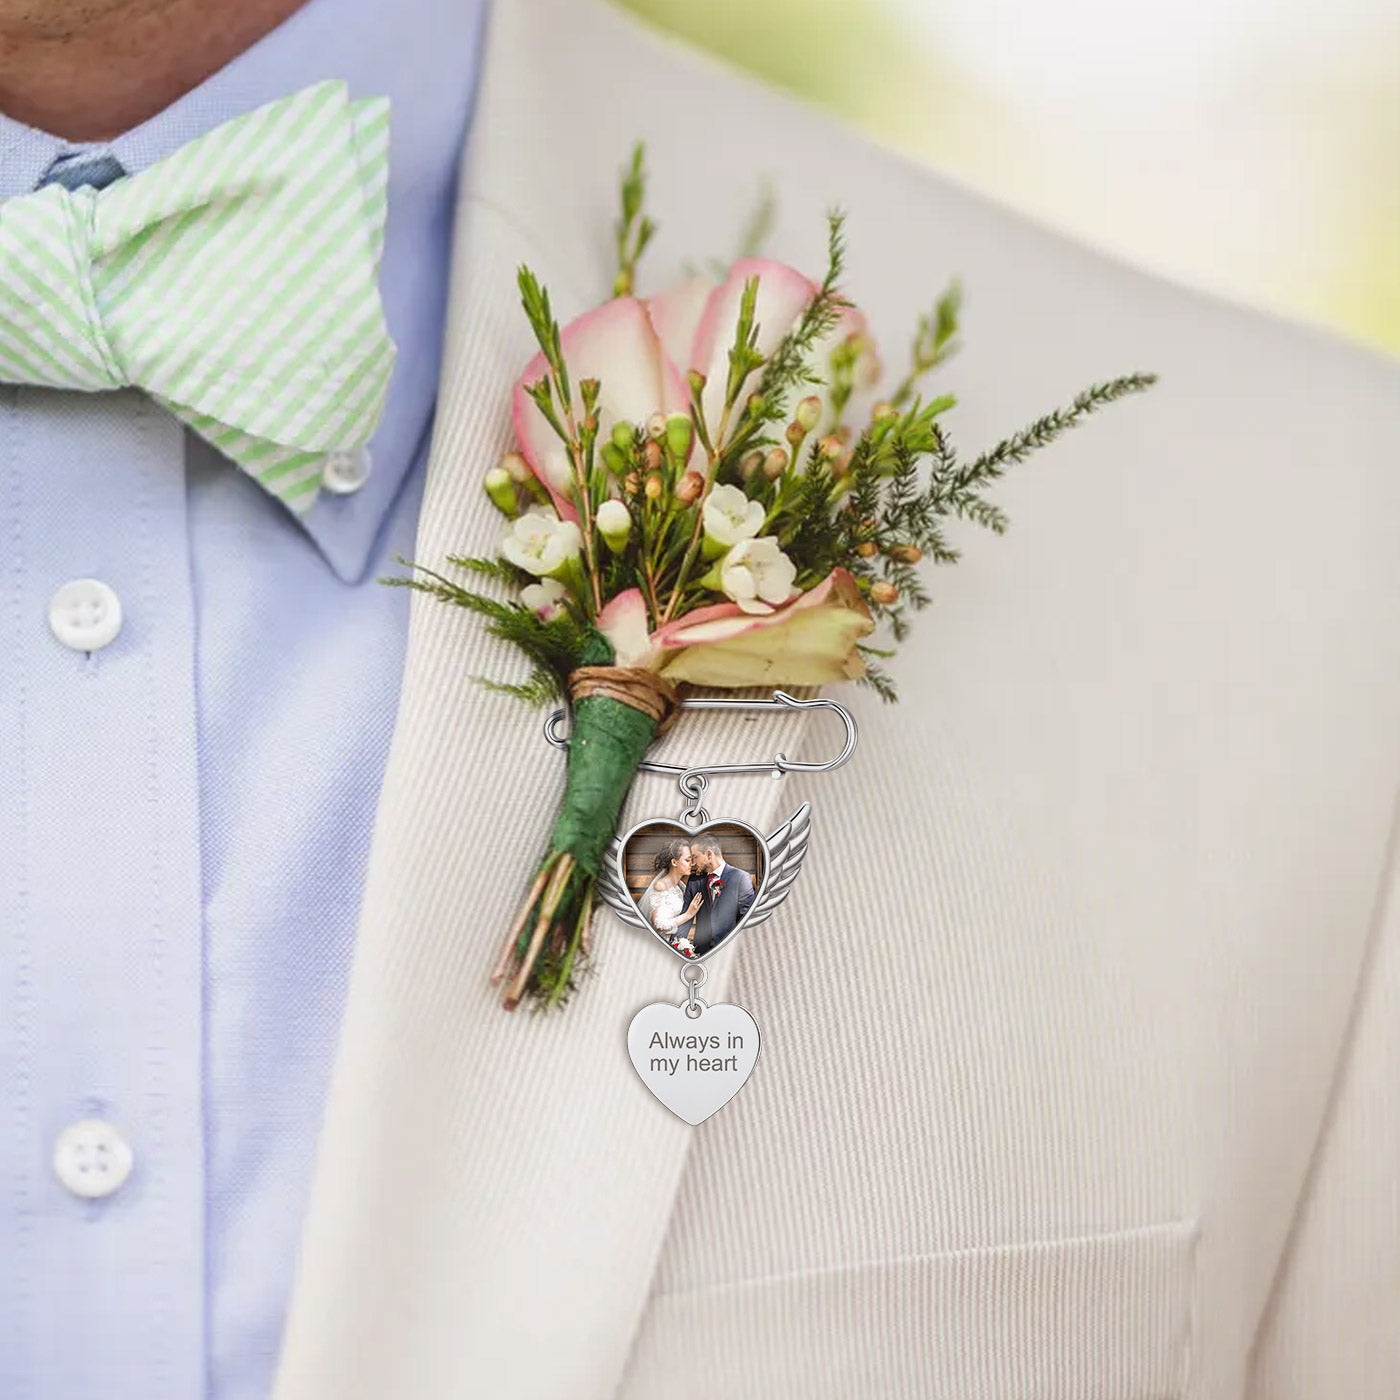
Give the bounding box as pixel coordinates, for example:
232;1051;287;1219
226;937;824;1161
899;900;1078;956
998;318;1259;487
542;690;857;780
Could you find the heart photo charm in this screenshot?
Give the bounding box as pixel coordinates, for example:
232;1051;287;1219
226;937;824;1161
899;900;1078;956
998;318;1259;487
610;817;771;964
597;803;810;960
593;802;811;1123
627;997;760;1125
583;697;848;1127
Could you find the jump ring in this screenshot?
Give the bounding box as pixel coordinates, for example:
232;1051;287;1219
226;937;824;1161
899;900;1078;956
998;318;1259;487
678;770;708;801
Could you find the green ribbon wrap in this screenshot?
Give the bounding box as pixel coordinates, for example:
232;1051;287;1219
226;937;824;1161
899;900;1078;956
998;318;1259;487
549;632;665;876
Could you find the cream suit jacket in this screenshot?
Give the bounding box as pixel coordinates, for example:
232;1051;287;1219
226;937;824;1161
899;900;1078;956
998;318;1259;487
271;1;1400;1396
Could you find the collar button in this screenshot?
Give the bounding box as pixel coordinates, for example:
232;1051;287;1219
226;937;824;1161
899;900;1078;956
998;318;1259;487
321;447;372;495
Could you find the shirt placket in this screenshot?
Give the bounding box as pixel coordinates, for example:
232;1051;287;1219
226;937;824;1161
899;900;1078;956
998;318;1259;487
0;385;205;1397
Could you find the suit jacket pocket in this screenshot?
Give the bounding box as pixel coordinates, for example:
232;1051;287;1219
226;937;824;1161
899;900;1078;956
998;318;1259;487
619;1218;1198;1400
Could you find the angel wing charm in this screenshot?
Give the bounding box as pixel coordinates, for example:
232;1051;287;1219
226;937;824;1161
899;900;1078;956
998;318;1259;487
596;838;648;930
744;802;810;927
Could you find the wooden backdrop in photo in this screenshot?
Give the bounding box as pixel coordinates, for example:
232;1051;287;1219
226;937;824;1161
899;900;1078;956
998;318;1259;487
622;823;764;900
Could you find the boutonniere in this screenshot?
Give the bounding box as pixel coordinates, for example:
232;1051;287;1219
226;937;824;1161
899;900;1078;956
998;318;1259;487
711;880;725;895
391;145;1154;1013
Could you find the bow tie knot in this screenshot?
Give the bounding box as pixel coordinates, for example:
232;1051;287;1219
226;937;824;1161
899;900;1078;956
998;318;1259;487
1;183;128;392
0;80;396;514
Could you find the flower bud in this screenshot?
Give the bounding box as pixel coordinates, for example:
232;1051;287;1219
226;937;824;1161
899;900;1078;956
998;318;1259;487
871;400;897;422
610;421;634;453
600;442;628;476
745;392;765;417
785;420;807;448
870;581;899;606
687;369;707;399
643;438;663;473
858;347;883;389
795;395;822;432
500;450;531;484
816;434;844;462
646;411;668;440
829;448;853;481
889;543;923;564
596;498;632;553
521;578;569;622
484;466;518;517
674;470;705;506
665;412;694;461
856;541;878;558
762;447;787;481
623;470;641;496
832;425;852;446
739;449;765;482
645;472;665;501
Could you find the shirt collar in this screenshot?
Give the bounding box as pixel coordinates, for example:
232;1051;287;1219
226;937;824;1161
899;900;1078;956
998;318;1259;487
0;0;489;583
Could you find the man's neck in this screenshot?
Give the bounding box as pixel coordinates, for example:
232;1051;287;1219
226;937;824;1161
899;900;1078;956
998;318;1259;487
0;0;308;140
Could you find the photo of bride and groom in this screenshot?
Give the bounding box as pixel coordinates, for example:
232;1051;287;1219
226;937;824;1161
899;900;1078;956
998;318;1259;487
628;828;761;959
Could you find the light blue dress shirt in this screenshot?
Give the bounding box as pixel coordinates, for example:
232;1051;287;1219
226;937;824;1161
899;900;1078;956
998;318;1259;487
0;1;487;1395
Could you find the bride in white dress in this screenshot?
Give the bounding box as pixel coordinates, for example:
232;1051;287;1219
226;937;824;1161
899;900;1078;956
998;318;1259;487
637;839;704;944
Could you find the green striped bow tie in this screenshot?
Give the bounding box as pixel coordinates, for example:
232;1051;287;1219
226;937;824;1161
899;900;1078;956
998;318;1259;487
0;79;395;514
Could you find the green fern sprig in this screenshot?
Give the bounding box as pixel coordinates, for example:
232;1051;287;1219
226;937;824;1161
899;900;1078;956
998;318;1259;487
613;142;656;298
380;554;589;705
715;211;852;472
959;374;1157;487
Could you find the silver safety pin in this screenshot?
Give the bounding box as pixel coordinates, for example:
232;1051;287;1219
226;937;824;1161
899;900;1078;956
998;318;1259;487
542;690;858;780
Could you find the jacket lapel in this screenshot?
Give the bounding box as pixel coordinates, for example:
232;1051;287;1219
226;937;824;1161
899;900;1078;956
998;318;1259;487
273;3;818;1396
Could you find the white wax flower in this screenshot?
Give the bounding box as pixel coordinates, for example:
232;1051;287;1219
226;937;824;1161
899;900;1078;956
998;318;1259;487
702;483;765;549
718;536;799;615
520;578;569;621
596;498;632;552
500;510;582;577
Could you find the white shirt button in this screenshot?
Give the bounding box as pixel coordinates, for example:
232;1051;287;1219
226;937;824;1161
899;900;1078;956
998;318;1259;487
52;1118;134;1199
48;577;123;651
321;447;372;495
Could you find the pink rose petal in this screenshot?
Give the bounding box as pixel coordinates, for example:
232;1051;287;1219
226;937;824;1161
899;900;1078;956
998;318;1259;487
646;275;714;375
688;258;818;438
651;568;858;650
512;297;688;520
654;569;874;687
597;588;658;669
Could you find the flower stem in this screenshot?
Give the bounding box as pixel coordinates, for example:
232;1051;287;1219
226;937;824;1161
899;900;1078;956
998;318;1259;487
641;558;662;631
549;882;593;1008
492;857;552;983
561;421;604;615
503;851;575;1009
661;402;733;624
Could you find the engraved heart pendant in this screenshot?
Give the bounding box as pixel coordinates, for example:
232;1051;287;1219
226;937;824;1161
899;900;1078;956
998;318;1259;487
627;998;761;1125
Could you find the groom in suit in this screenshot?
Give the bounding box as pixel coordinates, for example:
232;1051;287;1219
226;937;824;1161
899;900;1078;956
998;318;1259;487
684;835;756;955
4;0;1398;1396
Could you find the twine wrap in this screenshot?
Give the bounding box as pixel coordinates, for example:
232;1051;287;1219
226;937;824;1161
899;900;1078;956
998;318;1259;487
567;665;679;733
548;634;679;877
